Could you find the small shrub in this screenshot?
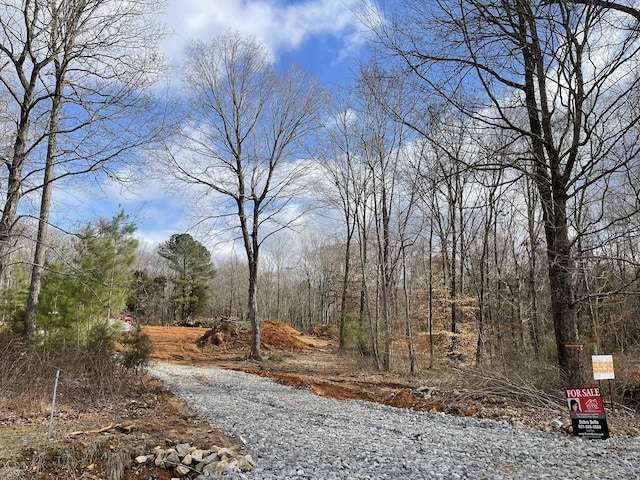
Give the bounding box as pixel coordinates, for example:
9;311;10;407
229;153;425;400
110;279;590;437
119;327;153;371
342;317;370;356
268;351;285;362
86;322;120;355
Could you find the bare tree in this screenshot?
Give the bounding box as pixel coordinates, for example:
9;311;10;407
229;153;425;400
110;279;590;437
1;0;166;338
0;0;55;278
165;32;326;360
423;117;477;336
317;91;373;349
358;66;422;371
374;0;640;385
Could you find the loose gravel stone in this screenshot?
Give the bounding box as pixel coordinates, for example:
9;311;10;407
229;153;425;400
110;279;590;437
150;363;640;479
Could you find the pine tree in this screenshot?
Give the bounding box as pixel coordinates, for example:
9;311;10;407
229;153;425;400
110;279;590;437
37;210;139;341
158;234;216;323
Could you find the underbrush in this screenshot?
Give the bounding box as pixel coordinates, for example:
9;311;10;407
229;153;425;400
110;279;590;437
388;328;639;412
0;325;150;415
451;359;566;409
0;325;156;480
18;435;153;480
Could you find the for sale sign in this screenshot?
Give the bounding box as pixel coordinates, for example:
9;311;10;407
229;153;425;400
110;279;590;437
565;387;610;439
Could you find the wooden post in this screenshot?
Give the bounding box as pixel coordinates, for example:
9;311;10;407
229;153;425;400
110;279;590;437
608;379;615;414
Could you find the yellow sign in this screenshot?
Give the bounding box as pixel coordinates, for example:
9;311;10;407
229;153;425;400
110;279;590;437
592;355;615;380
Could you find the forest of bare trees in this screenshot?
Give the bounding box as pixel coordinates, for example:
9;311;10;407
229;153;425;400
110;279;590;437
2;0;640;391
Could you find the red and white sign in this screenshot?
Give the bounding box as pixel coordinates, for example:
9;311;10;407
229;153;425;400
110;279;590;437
565;387;605;414
565;387;609;439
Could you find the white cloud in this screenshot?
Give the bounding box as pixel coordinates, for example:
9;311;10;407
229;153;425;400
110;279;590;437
77;0;380;249
162;0;371;63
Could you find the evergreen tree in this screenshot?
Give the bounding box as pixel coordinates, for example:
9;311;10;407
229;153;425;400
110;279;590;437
37;210;139;341
158;234;216;323
0;265;29;332
127;270;168;324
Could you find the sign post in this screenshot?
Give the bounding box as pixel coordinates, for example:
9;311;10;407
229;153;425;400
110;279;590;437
47;370;61;440
592;355;615;412
565;387;610;439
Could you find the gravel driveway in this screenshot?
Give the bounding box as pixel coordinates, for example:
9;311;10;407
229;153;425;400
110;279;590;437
150;363;640;479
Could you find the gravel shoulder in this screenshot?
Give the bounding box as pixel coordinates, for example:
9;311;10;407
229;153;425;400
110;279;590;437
150;362;640;480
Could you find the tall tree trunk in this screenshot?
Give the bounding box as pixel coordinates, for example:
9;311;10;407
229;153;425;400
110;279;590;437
402;248;416;374
449;183;458;334
517;3;581;386
24;82;63;337
248;258;261;360
525;177;541;355
428;224;434;369
545;203;580;385
23;13;70;338
339;229;353;350
476;212;491;366
247;210;262;359
0;68;40;285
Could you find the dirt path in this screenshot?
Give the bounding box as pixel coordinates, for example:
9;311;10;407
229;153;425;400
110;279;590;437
143;322;640;437
144;322;421;405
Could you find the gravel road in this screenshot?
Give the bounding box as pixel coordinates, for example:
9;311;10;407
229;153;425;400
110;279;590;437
150;363;640;479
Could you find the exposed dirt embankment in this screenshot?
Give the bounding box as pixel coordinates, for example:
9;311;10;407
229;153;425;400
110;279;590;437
144;321;640;437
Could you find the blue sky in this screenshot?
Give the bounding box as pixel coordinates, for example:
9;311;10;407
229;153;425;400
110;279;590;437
63;0;375;252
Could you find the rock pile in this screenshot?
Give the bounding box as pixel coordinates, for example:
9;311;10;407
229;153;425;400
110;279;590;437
135;442;255;479
196;320;247;349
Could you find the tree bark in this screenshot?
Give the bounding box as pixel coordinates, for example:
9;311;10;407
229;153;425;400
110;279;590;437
516;1;581;385
24;77;62;338
247;255;261;360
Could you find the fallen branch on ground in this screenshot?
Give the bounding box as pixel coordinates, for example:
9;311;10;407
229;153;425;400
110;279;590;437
452;367;565;409
69;424;134;437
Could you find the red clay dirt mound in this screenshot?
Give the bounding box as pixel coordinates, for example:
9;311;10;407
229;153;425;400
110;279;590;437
259;320;316;350
143;320;318;363
308;324;338;340
196;319;251;350
143;325;212;362
195;319;316;352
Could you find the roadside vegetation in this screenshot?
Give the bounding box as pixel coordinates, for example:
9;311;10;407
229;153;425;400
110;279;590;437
1;1;640;476
0;322;159;480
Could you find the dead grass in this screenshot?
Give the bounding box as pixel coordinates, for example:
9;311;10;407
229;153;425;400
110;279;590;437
0;327;235;480
2;320;639;479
